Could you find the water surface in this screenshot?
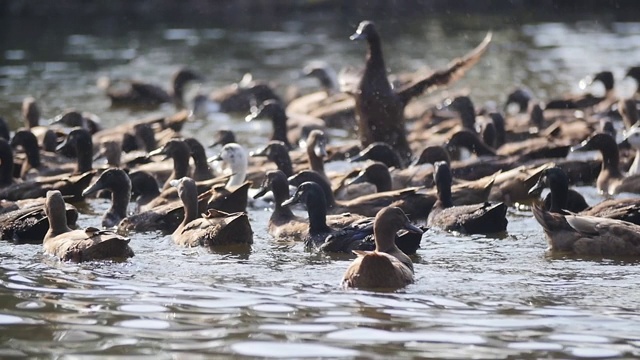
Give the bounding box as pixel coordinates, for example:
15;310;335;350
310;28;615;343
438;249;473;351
2;10;640;359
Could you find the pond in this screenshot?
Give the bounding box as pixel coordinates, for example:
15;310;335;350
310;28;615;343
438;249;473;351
1;7;640;359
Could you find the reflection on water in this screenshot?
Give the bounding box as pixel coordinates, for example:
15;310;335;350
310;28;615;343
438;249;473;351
2;9;640;358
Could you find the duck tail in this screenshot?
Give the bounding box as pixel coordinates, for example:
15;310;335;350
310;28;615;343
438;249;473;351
532;202;568;232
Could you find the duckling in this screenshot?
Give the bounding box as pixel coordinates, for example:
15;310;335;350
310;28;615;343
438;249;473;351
43;190;134;262
344;20;491;161
253;170;364;242
532;203;640;257
245;99;325;149
82;169;131;228
0;198;78;244
571;132;640;195
428;161;507;234
170;177;252;248
184;138;214;181
342;206;422;290
103;68;202;109
146;139;191;189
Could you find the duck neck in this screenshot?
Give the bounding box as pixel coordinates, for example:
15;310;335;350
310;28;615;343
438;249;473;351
192;153;211;178
0;148;13;186
374;226;400;253
22;136;41;169
630;149;640;175
370;170;392;192
181;189;199;225
307;147;324;175
272;178;294;218
601;146;622;178
437;182;454;208
76;139;94;174
271;152;293;177
172;152;191;180
548;180;568;213
109;183;131;223
365;33;387;82
271;109;292;149
46;205;71;238
306;195;330;235
227;161;247;188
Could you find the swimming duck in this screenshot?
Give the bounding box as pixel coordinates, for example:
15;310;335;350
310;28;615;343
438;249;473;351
0;138;95;201
345;20;491;162
128;170;161;209
253;170;364;242
571;132;640;195
171;177;252;248
147;139;192;190
282;181;422;254
532;203;640;257
184;138;214;181
82;169;131;228
527;167;589;213
621;126;640;175
245;99;326;150
250;141;294;177
342;206;422;290
103;68;202;109
10;129;70;179
428;161;507;234
0;198;78;244
544;71;615;110
286;62;356;129
43;190;134;262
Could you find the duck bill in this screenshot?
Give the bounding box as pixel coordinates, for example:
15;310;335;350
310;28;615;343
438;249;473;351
251;146;268;157
209;140;222;148
147;147;168;160
350;32;365;41
169;179;182;188
280;193;300;207
207;154;222;163
314;142;328;158
527;178;545;196
346;171;368;186
82;180;105;197
348;153;367;163
570;141;591;152
403;222;423;234
252;186;269;199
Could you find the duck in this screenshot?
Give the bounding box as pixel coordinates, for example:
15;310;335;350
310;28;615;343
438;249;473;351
102;68;202;109
55;127;95;175
0;198;78;244
282;181;422;254
529;166;640;225
304;129;329;180
10;129;70;179
621;126;640;175
245;99;325;149
527;167;589;213
344;20;491;162
618;98;639;130
250;141;294;177
286;62;356;129
532;203;640;257
347;142;405;169
184;138;214;181
342;206;422;290
0;138;95;202
253;170;364;242
208;74;283;114
428;161;508;234
209;129;237;148
82;169;131;228
170;177;252;248
146;139;192;190
544;71;615;110
571;132;640;195
43;190;134;262
49;109;103;135
128;170;161;209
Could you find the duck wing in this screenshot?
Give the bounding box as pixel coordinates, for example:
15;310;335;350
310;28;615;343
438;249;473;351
564;214;640;256
47;229;133;262
342;251;413;289
396;32;492;105
582;198;640;225
128;82;172;104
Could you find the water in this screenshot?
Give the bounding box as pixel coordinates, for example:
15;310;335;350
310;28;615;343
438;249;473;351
2;9;640;359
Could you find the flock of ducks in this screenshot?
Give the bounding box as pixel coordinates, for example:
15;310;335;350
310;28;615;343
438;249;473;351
4;20;640;290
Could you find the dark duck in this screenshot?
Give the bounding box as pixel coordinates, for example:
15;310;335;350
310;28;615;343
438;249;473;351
345;20;491;162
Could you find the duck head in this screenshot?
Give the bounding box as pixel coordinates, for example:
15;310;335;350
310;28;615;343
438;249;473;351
303;61;338;93
82;168;131;198
446;96;476;130
245;99;291;149
433;161;453;208
504;88;533;114
10;129;41;169
282;181;326;209
444;129;496;158
128;170;160;203
349;142;404;169
591;71;615;92
374;207;423;246
347;162;392;193
208;143;247;187
22;96;41;129
306;129;328;159
148;139;189;161
413;146;450;166
170;177;199;223
350;20;378;42
287;170;334;207
253;169;289;201
133;123;157;152
251;141;293;177
184;138;208;163
56;128;93;173
44;190;71;237
209;130;236;148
